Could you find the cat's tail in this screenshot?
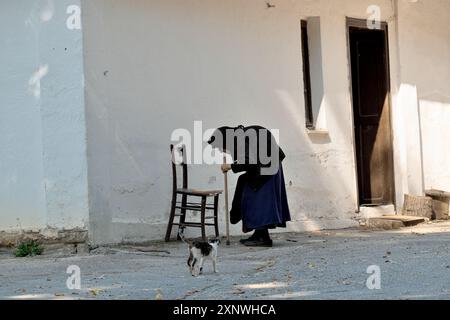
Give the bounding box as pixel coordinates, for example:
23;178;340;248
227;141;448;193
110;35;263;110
178;227;191;246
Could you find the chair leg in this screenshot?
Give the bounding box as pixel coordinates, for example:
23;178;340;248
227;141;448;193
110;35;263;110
177;194;188;241
213;195;220;238
165;193;177;242
200;196;207;241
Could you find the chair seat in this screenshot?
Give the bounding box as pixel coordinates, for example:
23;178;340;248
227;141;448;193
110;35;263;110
176;188;223;197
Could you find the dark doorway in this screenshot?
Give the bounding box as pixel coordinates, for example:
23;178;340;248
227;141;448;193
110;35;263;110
348;19;395;206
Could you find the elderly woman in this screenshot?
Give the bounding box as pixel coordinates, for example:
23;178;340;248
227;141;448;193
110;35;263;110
208;125;291;247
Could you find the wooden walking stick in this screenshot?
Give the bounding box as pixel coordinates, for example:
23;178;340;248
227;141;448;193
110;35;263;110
223;155;231;246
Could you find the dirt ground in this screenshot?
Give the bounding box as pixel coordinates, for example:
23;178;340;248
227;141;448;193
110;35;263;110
1;222;450;300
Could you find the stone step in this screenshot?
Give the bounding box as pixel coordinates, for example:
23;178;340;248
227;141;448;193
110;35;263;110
381;215;427;226
367;215;426;230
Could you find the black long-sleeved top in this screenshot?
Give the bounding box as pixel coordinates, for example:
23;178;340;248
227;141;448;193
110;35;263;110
208;125;286;191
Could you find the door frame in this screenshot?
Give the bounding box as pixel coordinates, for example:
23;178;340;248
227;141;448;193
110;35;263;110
345;17;396;211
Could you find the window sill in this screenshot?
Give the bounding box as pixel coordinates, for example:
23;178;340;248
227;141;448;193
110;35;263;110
306;128;329;137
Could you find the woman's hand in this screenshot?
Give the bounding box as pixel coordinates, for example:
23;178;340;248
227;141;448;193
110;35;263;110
221;164;232;173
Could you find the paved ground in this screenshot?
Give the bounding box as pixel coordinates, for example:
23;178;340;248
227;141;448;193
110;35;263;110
1;222;450;300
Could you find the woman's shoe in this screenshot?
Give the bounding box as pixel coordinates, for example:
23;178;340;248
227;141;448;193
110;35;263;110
243;238;273;247
239;233;258;244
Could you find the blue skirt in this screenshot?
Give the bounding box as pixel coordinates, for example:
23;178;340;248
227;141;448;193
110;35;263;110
239;167;291;233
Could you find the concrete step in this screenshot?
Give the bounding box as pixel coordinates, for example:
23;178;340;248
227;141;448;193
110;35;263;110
367;215;427;230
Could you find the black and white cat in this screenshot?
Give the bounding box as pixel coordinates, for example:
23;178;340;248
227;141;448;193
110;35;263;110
178;228;220;277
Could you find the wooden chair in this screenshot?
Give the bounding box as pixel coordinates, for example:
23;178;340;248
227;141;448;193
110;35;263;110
165;144;222;242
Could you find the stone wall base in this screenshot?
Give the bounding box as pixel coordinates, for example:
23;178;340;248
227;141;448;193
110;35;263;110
0;228;88;247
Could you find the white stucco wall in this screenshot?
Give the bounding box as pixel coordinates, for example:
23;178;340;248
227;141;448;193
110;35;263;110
82;0;402;244
0;1;89;235
3;0;446;245
396;0;450;194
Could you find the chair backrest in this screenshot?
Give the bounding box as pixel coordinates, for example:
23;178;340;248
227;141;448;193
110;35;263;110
170;144;188;192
